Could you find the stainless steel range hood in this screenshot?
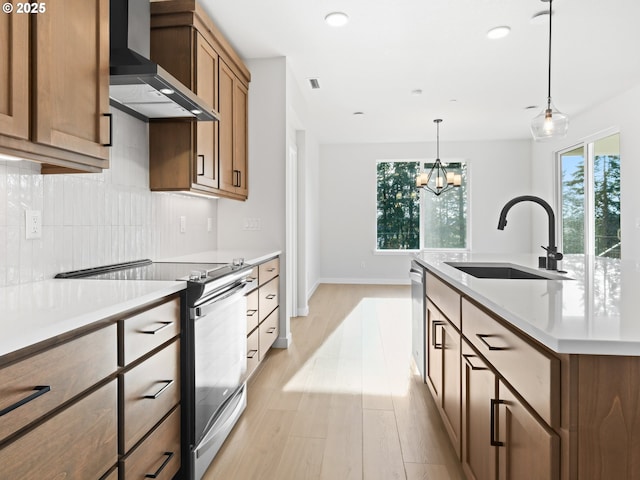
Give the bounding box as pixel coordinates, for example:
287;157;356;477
109;0;219;122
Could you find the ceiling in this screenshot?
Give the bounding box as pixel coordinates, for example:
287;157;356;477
198;0;640;144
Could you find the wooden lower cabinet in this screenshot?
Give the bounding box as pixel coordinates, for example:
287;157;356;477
461;341;496;480
0;380;117;479
426;300;461;457
120;338;180;454
497;380;560;480
121;406;181;480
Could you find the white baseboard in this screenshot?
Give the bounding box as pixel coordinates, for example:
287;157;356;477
273;333;291;349
296;306;309;316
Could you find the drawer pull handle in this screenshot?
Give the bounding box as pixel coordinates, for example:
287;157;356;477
431;320;446;349
247;349;258;359
266;268;276;272
247;309;258;316
197;154;205;176
141;322;173;335
144;380;174;400
145;451;175;478
462;354;488;371
266;294;276;300
0;385;51;417
490;398;506;447
102;113;113;147
476;334;507;351
266;327;276;334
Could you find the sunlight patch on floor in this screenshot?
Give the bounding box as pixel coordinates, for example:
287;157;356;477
282;296;412;397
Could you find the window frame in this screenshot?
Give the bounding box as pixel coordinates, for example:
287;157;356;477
555;127;620;258
374;158;471;253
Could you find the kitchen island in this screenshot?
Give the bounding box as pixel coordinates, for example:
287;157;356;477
413;252;639;480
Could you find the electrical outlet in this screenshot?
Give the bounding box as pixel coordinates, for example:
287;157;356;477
25;210;42;239
180;216;186;233
243;218;262;231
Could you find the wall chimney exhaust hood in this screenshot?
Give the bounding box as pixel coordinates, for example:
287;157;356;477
109;0;219;122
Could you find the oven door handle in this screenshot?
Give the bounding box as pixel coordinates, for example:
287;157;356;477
194;282;248;318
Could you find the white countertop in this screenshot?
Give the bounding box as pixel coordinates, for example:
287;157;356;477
157;249;281;266
0;249;280;360
0;279;184;359
414;252;640;356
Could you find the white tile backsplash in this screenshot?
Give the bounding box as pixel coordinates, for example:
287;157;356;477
0;109;219;287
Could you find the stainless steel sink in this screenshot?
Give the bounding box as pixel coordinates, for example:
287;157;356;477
445;262;572;280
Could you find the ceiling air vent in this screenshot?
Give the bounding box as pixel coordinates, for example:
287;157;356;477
309;78;321;89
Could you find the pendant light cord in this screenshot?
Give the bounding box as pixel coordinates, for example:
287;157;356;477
547;0;553;108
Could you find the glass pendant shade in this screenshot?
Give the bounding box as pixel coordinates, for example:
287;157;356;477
530;100;569;141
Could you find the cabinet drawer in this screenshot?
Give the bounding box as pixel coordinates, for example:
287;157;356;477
122;407;181;480
462;299;559;427
246;328;260;378
0;324;117;443
259;307;279;360
0;380;117;479
120;297;180;366
246;266;259;292
258;257;279;285
259;277;279;322
246;289;259;333
121;339;180;453
426;272;461;329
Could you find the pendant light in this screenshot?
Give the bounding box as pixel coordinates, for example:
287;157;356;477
531;0;569;141
416;119;461;196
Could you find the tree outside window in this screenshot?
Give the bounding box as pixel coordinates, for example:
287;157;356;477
560;133;620;258
376;160;468;251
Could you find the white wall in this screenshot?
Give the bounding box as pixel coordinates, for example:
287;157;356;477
530;84;640;260
217;57;290;344
0;109;218;287
318;139;532;283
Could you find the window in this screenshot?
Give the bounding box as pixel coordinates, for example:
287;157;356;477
376;160;468;251
559;132;620;258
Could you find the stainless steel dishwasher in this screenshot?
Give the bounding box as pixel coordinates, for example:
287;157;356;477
410;260;426;380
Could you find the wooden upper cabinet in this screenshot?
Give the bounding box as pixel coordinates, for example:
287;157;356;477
149;0;250;200
195;33;219;189
33;0;110;160
0;12;29;140
0;0;110;172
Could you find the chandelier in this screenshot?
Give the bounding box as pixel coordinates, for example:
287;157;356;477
416;119;461;196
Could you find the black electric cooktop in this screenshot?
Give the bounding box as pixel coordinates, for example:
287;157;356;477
55;259;229;282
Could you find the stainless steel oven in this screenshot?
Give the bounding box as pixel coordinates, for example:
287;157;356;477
189;272;249;480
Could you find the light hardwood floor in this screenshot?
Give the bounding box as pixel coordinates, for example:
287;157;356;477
204;284;465;480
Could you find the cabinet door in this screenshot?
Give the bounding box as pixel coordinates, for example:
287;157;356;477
233;80;248;197
32;0;110;160
195;32;219;189
461;341;497;480
441;319;461;457
426;300;443;399
0;12;28;139
497;380;560;480
219;60;235;193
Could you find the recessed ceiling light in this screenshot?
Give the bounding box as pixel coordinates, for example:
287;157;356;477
449;99;458;103
353;111;364;116
309;78;321;89
487;26;511;39
159;88;175;95
411;89;423;96
525;105;539;110
191;109;202;115
325;12;349;27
